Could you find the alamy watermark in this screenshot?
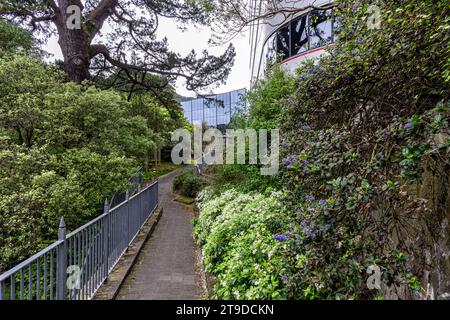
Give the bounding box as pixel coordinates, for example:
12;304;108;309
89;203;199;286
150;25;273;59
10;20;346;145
171;124;279;175
367;4;382;30
366;264;382;290
67;265;81;290
13;3;383;32
66;5;82;30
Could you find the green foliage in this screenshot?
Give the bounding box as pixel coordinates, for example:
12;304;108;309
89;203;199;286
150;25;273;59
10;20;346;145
197;0;449;300
232;67;296;131
173;170;207;197
142;162;179;181
118;78;189;169
209;68;292;195
0;54;63;147
194;188;291;299
129;86;187;145
211;164;278;194
0;54;168;272
278;0;450;299
41;83;153;156
0;139;135;270
0;20;34;57
192;66;291;299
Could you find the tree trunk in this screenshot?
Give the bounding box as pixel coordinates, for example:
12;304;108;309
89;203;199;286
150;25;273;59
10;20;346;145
55;0;92;83
59;32;91;83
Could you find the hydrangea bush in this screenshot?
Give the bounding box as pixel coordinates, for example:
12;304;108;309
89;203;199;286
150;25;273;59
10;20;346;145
194;188;292;299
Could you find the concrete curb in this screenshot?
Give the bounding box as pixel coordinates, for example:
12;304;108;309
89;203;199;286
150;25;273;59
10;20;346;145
191;204;215;299
93;206;164;300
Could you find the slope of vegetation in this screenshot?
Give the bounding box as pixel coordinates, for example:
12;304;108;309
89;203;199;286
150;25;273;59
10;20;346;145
194;0;449;300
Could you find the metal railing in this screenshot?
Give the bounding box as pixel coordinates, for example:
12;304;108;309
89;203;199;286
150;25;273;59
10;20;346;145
0;181;159;300
110;167;143;209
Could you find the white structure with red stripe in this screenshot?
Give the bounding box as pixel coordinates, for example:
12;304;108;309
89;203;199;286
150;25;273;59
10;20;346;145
249;0;335;84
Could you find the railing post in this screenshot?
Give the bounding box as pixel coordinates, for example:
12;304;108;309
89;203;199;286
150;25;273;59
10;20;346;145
126;190;130;245
56;217;67;300
0;281;5;300
156;182;159;210
103;199;110;278
137;184;142;231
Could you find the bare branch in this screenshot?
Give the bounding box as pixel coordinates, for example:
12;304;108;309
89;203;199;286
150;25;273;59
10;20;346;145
86;0;118;41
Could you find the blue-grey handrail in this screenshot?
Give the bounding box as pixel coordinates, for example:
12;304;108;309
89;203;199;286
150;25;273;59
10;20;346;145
0;241;63;283
0;180;159;300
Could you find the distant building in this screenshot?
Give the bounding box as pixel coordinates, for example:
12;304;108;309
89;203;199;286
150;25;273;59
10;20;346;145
249;0;335;83
181;88;246;127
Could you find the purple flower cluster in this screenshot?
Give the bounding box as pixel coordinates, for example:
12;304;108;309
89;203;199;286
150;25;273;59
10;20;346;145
280;140;292;148
302;160;309;172
305;195;315;202
318;199;326;206
403;122;414;130
282;155;298;168
273;234;288;242
300;220;332;239
281;275;288;282
298;121;312;131
300;220;315;238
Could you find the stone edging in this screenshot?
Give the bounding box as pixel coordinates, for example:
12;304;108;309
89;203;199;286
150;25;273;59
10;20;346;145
93;206;164;300
192;204;216;299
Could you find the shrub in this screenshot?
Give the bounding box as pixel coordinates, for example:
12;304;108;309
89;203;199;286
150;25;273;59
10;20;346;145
173;170;207;197
232;67;296;131
211;164;279;195
194;188;292;299
142;162;178;181
0;55;149;271
278;0;450;299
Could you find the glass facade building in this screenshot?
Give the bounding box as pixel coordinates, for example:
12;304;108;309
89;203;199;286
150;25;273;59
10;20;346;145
249;0;336;83
265;8;336;66
181;88;246;127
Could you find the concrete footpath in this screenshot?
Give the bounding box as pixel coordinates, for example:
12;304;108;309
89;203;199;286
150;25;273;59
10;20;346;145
116;169;201;300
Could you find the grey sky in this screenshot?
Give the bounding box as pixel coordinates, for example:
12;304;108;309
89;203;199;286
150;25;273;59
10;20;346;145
44;17;250;97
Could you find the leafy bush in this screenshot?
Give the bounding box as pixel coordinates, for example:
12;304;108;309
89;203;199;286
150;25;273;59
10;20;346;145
211;164;279;194
232;67;296;131
0;55;150;271
194;188;291;299
202;0;449;300
278;0;450;299
173;170;207;197
0;21;35;57
214;66;293;195
142;162;179;181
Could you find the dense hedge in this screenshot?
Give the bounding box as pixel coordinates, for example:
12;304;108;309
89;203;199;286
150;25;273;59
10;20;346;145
0;51;186;271
173;170;207;197
194;188;291;299
195;0;449;300
279;0;449;299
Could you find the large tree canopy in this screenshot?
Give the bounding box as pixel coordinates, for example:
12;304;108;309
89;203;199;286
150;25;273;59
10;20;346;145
0;0;235;92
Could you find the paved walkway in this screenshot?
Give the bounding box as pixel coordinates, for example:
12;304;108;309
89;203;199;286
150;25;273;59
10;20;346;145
116;169;201;300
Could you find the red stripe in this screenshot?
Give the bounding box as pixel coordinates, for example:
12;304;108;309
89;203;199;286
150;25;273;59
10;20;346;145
281;47;326;64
